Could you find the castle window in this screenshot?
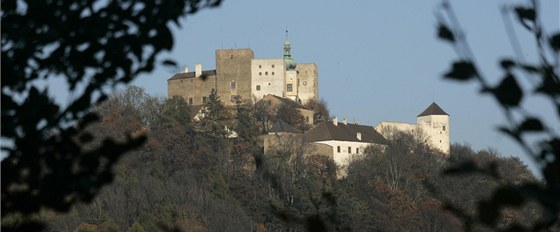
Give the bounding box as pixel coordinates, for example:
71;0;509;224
259;65;261;68
356;148;359;153
230;81;236;89
287;84;293;92
259;72;262;76
256;85;261;91
272;64;275;68
337;146;341;153
272;72;275;75
306;116;309;123
443;126;446;131
265;71;268;75
188;98;193;105
230;55;234;59
202;96;207;103
348;146;351;153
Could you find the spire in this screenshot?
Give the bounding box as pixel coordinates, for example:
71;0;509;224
283;30;297;70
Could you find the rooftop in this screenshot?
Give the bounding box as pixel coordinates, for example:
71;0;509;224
269;120;300;133
417;102;449;117
168;70;217;81
304;121;388;145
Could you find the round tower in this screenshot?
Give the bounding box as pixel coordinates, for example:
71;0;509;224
416;102;450;155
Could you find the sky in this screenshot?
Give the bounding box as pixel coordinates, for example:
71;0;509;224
131;0;557;173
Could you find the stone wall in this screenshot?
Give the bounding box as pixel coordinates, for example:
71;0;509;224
295;63;318;105
167;73;217;106
216;49;254;105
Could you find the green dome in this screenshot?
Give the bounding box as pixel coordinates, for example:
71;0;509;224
283;38;297;70
284;57;297;70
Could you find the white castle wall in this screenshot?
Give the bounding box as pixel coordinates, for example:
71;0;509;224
251;59;285;102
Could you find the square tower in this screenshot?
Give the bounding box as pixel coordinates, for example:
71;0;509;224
216;49;255;104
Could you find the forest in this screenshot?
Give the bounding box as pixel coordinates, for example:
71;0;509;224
4;86;551;232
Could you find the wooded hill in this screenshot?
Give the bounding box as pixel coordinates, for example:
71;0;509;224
13;86;552;232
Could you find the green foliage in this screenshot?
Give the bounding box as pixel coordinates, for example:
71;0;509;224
275;102;306;132
34;88;547;232
198;89;233;141
436;0;559;230
1;0;222;230
304;98;331;125
127;221;145;232
233;95;259;143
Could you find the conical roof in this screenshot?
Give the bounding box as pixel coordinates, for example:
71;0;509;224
417;102;449;117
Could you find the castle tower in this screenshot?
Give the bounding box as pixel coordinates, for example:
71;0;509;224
283;31;299;101
416;102;450;155
216;49;254;104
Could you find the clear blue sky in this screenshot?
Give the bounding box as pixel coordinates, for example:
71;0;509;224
129;0;559;173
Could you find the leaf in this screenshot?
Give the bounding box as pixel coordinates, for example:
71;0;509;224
520;64;539;73
162;59;178;68
437;24;455;43
498;126;521;142
500;59;516;70
534;67;560;97
444;60;477;81
514;7;536;31
478;187;526;225
519;117;544;132
549;33;560;52
514;7;536;21
485;74;523;107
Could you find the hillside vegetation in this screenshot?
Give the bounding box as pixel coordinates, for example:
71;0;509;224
24;87;549;232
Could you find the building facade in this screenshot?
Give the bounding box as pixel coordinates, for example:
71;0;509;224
168;38;318;106
304;117;388;167
375;102;450;155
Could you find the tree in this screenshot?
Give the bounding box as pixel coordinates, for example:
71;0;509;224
254;99;275;134
275;103;306;132
436;0;559;230
233;95;259;143
304;98;331;125
1;0;222;230
197;89;233;141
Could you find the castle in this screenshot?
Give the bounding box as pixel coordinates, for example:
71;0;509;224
167;39;451;167
167;36;318;106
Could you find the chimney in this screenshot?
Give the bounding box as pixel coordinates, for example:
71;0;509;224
183;66;189;73
357;132;362;141
195;64;202;77
333;117;338;126
343;117;347;125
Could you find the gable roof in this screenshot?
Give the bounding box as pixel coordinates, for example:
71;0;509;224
259;94;310;110
417;102;449;117
168;70;217;81
269;120;300;133
304;121;388;145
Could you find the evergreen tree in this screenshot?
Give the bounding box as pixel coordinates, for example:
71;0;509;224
197;89;232;145
233;96;259;143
